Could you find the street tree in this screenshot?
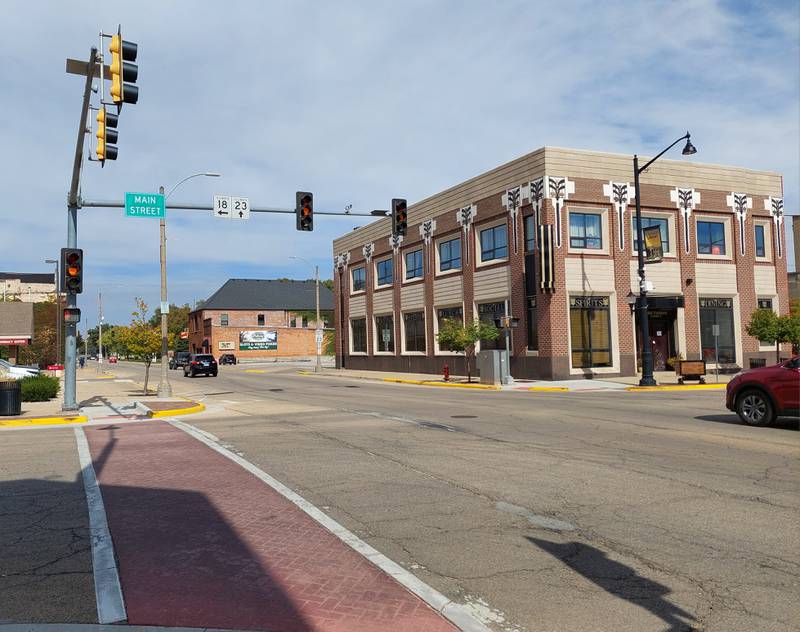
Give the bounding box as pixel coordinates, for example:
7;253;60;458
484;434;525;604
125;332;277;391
746;309;800;363
118;298;165;394
436;319;500;382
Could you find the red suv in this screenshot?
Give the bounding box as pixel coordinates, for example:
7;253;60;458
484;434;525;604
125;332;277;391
726;357;800;426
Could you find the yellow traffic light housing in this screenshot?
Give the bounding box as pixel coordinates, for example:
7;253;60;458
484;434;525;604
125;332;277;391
109;27;138;110
95;107;119;165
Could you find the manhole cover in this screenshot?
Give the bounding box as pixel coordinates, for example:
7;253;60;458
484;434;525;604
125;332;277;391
450;415;477;419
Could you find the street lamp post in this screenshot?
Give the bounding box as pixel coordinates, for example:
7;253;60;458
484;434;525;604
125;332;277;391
290;256;323;373
633;132;696;386
45;259;60;365
156;172;221;398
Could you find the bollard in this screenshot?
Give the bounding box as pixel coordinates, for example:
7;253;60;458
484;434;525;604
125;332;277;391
443;364;450;382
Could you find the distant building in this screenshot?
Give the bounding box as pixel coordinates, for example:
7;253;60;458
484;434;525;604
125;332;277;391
188;279;334;358
790;216;800;302
0;272;56;303
0;302;34;363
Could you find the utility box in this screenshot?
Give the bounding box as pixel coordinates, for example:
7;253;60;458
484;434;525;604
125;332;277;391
478;350;511;385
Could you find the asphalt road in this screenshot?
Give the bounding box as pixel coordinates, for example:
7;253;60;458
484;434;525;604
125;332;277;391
122;361;799;632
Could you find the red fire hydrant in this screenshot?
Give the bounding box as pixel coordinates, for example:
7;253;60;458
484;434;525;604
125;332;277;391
443;363;450;382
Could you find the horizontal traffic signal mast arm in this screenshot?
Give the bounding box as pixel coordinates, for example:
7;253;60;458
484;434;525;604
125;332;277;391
78;198;379;216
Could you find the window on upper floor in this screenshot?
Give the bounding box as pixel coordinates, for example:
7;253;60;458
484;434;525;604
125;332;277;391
697;221;726;255
755;224;766;258
438;237;461;272
376;258;393;286
220;313;228;326
351;266;366;292
633;217;670;253
479;224;508;262
569;212;602;250
524;215;536;252
405;250;423;280
257;314;265;326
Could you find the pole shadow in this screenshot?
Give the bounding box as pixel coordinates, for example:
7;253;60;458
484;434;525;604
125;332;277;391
527;537;697;632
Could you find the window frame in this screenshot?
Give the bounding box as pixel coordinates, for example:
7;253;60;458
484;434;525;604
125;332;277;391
569;211;603;251
632;215;672;256
695;216;732;260
753;219;772;261
375;257;394;288
476;222;509;266
698;297;737;364
436;235;462;275
568;295;612;369
404;248;424;282
257;314;265;327
351;266;366;294
220;313;229;326
373;313;395;354
434;304;464;355
476;301;505;351
524;214;536;252
402;310;427;354
349;317;367;355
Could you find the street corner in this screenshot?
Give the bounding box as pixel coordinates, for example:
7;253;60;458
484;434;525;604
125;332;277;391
383;377;501;390
140;400;206;418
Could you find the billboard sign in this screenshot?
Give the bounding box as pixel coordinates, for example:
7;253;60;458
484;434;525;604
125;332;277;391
239;330;277;350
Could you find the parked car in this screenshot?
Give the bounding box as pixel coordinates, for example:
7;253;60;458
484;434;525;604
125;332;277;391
219;353;237;365
169;351;191;370
726;357;800;426
184;354;218;378
108;356;118;364
0;358;40;379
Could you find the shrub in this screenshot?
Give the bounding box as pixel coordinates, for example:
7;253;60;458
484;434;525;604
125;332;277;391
20;375;60;402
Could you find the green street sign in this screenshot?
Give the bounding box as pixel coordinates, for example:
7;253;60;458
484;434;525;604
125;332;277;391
125;192;165;218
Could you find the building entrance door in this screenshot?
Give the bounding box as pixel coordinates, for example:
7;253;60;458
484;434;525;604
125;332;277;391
647;309;676;371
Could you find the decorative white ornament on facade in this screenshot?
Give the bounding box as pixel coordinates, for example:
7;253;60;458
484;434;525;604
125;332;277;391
726;193;752;256
362;243;375;261
765;197;784;258
334;252;351;271
420;219;437;245
456;204;477;264
502;186;522;254
603;181;635;251
670;187;701;254
525;177;545;249
389;234;404;254
545;176;574;248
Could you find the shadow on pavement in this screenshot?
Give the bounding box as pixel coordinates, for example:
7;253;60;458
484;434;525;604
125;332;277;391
694;414;799;431
527;537;697;632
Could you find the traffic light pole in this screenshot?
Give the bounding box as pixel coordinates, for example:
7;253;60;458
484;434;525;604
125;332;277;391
156;186;171;398
64;47;97;412
78;199;377;216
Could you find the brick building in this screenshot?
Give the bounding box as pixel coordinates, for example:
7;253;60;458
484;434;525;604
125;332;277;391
332;147;790;380
188;279;334;360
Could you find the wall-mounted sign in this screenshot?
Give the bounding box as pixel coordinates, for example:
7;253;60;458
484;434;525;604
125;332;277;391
218;341;235;350
699;298;732;309
643;225;663;263
0;337;30;345
570;296;610;309
239;330;277;350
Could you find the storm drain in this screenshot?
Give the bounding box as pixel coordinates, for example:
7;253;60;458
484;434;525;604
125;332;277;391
451;415;477;419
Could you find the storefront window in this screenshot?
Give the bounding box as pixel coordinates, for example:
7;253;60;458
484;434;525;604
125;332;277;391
351;318;367;353
699;298;735;363
570;296;611;368
478;302;505;351
437;306;463;351
375;315;394;353
403;311;426;352
527;297;538;351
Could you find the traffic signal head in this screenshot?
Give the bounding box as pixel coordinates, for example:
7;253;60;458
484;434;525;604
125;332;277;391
296;192;313;231
61;248;84;294
95;107;119;165
109;27;138;109
392;198;407;236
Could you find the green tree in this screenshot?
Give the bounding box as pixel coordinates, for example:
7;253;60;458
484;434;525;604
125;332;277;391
117;298;163;394
746;309;800;363
18;301;58;367
777;314;800;356
148;303;191;338
436;319;500;382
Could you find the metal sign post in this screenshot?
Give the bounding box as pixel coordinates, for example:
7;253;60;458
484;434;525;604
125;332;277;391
712;323;720;382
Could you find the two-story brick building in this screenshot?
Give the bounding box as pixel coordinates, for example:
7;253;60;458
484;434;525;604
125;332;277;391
332;146;790;380
188;279;334;360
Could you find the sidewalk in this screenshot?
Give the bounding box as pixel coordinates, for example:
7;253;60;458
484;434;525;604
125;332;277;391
83;420;468;632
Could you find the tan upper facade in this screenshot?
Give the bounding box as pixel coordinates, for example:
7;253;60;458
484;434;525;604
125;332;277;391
333;146;783;254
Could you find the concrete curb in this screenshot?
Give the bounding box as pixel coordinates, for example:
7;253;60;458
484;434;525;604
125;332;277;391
527;386;570;392
626;384;726;392
0;414;88;428
144;402;207;418
382;378;500;390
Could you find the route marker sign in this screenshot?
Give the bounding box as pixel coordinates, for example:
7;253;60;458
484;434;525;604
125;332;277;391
125;192;165;219
231;197;250;220
213;195;231;219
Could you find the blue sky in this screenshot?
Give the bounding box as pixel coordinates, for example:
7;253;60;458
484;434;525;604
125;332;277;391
1;0;798;326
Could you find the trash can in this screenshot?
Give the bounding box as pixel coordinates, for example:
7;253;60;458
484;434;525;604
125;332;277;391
0;380;22;416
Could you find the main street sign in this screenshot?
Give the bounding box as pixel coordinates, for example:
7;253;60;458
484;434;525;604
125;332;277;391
125;192;165;218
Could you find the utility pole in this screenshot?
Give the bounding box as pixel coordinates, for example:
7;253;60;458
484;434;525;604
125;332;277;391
97;291;104;374
156;185;172;397
315;264;322;373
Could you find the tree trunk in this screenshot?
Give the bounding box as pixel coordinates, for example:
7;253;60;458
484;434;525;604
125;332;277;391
776;340;780;365
143;361;150;395
466;352;472;383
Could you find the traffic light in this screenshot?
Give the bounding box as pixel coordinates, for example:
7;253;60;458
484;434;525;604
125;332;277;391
392;198;407;237
296;192;313;231
63;308;81;324
109;27;138;109
95;107;119;165
61;248;83;294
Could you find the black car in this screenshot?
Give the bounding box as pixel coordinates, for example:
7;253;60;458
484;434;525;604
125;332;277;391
219;353;237;365
184;354;218;378
169;351;191;370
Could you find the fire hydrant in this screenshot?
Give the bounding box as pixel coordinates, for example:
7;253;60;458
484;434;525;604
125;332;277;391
443;363;450;382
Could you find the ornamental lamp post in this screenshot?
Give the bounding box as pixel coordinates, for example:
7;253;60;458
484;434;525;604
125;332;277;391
633;132;696;386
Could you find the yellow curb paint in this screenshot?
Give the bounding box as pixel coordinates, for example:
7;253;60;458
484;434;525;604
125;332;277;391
147;403;206;418
243;369;267;374
0;415;88;428
528;387;570;392
626;384;726;392
382;378;499;390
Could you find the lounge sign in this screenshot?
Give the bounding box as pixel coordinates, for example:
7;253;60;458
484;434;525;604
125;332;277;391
239;330;277;350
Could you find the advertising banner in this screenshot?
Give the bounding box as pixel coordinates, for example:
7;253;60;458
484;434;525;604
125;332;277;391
643;225;664;263
239;330;277;350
